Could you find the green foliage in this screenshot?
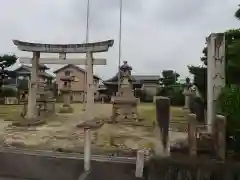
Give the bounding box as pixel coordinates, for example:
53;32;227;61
158;85;184;106
188;66;207;101
0;54;17;69
189;29;240;100
0;55;17;89
200;47;207;65
161;70;179;87
218;86;240;153
218;86;240;128
170;91;185;106
235;5;240;20
0;87;17;97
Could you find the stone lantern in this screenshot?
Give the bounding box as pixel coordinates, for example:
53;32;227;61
182;77;192;110
59;76;74;113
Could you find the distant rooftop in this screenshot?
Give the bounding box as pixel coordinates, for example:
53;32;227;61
104;73;160;83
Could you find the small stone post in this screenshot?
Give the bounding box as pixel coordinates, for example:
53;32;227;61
188;114;197;156
135;150;145;178
26;51;40;120
84;128;91;172
155;97;170;155
216;115;226;161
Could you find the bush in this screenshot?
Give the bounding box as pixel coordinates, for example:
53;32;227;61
158;87;185;106
170;91;185;106
0;87;17;97
218;86;240;153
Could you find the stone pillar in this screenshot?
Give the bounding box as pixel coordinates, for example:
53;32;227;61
155;97;170;155
26;51;40;120
207;33;225;133
86;52;94;121
84;128;91;172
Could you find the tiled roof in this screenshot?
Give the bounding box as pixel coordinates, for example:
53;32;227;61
104;73;160;82
132;75;160;81
13;65;54;79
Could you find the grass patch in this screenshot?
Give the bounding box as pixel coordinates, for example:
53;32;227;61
138;103;186;123
0;105;22;120
138;103;156;123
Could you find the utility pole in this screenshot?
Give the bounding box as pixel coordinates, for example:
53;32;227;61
117;0;123;92
83;0;91;109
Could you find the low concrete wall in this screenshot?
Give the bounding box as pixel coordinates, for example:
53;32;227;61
147;157;240;180
0;150;138;180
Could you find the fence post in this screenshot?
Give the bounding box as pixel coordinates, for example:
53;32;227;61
188;114;197;156
216;115;226;161
135;150;145;178
155;97;170;155
84;128;91;172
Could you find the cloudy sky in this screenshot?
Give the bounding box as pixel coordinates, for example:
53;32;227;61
0;0;239;80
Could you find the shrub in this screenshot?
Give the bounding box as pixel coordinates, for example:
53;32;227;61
158;87;185;106
0;87;17;97
218;86;240;153
170;91;185;106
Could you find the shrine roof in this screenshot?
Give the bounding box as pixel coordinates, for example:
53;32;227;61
13;39;114;53
53;64;101;80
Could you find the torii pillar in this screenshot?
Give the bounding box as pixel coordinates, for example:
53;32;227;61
26;51;40;120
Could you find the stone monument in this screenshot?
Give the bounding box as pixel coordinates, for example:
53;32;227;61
207;33;225;133
59;76;74;113
111;61;139;123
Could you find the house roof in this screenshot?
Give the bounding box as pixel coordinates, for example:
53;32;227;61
104;73;160;83
53;64;101;80
132;75;160;81
13;65;54;79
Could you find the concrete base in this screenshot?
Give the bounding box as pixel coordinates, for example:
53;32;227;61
0;148;138;180
59;105;74;113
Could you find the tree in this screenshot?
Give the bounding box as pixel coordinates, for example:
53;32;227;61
160;70;180;87
188;29;240;100
0;55;17;89
235;5;240;20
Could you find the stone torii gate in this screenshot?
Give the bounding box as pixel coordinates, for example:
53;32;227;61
13;39;114;122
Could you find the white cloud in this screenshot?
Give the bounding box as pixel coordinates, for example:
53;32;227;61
0;0;239;80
